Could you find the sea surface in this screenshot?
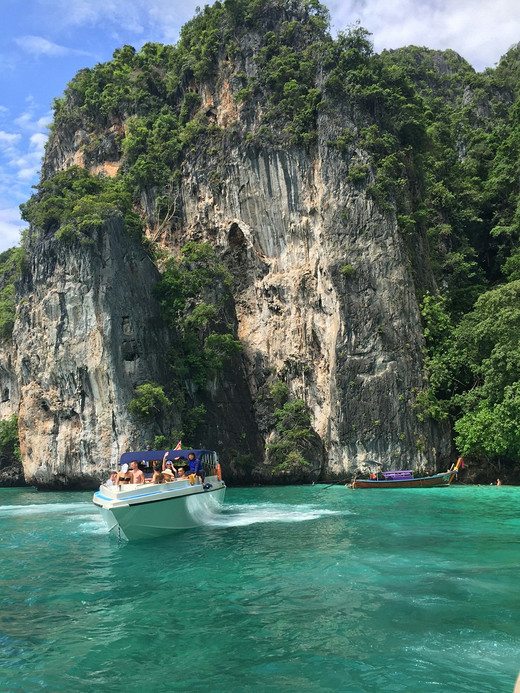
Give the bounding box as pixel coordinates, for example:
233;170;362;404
0;484;519;692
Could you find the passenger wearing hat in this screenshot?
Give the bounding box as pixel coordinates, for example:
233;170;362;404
162;468;175;482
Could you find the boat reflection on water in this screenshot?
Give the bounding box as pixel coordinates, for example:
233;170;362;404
92;449;226;540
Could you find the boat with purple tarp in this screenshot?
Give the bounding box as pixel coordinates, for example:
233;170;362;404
349;458;463;489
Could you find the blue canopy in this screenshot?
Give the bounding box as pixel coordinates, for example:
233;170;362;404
119;449;216;465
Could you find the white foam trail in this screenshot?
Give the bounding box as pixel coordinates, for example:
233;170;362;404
0;502;94;519
76;519;107;535
207;502;346;528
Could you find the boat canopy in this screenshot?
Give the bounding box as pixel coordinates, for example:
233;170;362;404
119;449;217;465
382;470;414;480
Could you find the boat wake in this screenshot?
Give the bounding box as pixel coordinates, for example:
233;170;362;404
206;502;346;528
0;501;95;519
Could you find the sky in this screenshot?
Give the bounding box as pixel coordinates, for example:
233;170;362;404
0;0;518;254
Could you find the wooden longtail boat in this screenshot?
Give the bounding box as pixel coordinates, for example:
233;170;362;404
349;458;463;489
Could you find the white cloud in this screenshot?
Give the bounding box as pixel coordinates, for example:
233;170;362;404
37;0;203;44
0;207;25;253
13;131;48;181
14;35;92;59
15;109;52;134
145;1;205;43
9;142;46;182
38;0;148;34
0;101;49;200
30;132;48;150
0;132;22;154
15;35;71;57
327;0;520;71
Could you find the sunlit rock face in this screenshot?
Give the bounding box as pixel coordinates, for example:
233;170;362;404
11;13;452;488
13;219;172;488
177;140;451;480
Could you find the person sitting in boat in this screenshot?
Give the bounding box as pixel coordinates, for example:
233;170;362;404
176;465;186;479
164;460;175;474
130;460;145;485
148;462;163;484
162;468;175;482
162;451;176;474
117;463;132;484
104;471;118;486
188;452;205;484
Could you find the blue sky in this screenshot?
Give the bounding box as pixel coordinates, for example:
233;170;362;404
1;0;518;254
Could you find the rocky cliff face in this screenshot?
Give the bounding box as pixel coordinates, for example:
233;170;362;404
0;343;19;423
0;342;25;486
177;133;451;478
13;220;172;488
8;6;454;488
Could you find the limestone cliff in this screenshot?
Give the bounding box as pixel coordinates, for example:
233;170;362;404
8;2;456;487
13;220;172;488
0;342;24;486
0;343;19;423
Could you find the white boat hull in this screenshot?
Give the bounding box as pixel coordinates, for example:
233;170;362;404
93;476;226;540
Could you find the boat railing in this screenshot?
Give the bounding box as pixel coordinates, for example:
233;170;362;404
200;451;220;477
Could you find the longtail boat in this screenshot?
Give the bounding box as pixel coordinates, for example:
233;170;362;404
349;458;463;489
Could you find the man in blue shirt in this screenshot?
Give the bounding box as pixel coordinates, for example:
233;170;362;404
188;452;205;484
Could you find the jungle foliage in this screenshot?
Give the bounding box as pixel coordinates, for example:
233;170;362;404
13;0;520;468
0;415;21;468
0;247;24;340
20;166;142;243
129;242;242;445
154;241;242;387
266;381;314;472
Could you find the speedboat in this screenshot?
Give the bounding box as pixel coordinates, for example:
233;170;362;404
93;449;226;540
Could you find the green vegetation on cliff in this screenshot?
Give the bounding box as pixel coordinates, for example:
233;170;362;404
128;242;242;446
0;414;21;468
400;45;520;466
20;166;142;243
0;247;24;340
154;241;242;387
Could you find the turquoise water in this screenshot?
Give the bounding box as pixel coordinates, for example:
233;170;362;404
0;484;519;692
